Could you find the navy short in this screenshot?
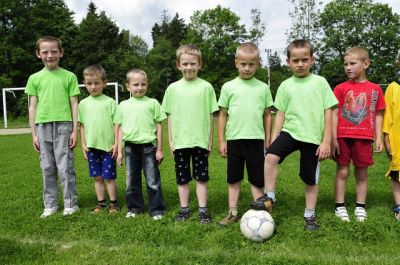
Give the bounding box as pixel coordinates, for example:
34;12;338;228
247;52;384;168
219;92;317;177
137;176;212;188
174;147;209;185
266;131;320;185
227;139;264;188
87;148;116;180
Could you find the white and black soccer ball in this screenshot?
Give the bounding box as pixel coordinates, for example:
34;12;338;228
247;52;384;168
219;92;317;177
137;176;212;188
240;209;274;242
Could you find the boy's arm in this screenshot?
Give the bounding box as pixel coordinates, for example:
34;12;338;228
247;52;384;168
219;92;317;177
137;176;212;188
116;124;123;166
28;96;40;152
271;110;285;143
263;108;272;149
79;123;88;160
167;115;174;156
316;108;333;160
218;107;228;158
331;107;339;158
384;133;392;160
155;122;164;164
374;110;384;152
111;124;118;159
69;96;79;148
208;113;214;154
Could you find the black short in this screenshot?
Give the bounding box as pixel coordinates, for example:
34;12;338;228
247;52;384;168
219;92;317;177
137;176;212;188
174;147;209;185
389;171;399;182
227;139;264;188
266;131;320;185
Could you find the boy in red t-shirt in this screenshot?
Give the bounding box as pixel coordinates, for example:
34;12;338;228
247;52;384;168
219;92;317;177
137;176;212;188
332;46;385;222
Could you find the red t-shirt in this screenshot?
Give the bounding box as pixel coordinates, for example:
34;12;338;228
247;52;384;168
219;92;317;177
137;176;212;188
334;80;385;140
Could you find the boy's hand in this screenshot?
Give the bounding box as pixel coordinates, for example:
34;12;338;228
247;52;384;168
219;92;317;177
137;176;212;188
207;141;213;156
156;149;164;165
219;141;228;158
374;138;383;153
384;135;392;160
331;139;340;159
169;142;175;157
69;131;77;148
81;144;89;160
110;144;117;159
316;141;331;161
32;135;40;152
117;152;123;167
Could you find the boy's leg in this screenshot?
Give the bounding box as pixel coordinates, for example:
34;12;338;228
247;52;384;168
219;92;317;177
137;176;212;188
37;123;59;216
354;167;368;204
174;148;192;221
105;179;117;202
53;122;78;213
391;176;400;220
178;184;190;208
94;176;106;201
142;145;166;217
125;143;145;215
196;180;208;208
305;184;318;210
250;184;264;201
334;165;350;204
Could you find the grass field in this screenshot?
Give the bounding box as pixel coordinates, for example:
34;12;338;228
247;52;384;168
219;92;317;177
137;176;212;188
1;125;400;265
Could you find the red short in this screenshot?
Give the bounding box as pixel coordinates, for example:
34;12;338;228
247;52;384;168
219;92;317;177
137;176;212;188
335;138;373;167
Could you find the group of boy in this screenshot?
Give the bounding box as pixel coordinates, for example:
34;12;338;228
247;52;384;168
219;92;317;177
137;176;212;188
26;35;396;230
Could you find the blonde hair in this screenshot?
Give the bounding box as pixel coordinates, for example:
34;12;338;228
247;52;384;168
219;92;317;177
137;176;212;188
286;39;313;59
235;42;260;59
176;44;202;64
83;65;107;82
36;36;63;52
125;68;147;85
344;46;369;61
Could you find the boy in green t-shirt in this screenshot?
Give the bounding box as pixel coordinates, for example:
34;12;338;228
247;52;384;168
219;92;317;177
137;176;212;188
25;36;80;218
115;69;167;220
162;44;219;224
78;65;119;214
218;43;273;226
250;39;338;230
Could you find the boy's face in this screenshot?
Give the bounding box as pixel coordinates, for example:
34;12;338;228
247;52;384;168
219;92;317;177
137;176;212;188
84;75;106;97
177;54;201;81
36;41;63;70
235;52;259;80
126;73;147;98
344;54;369;81
286;47;314;77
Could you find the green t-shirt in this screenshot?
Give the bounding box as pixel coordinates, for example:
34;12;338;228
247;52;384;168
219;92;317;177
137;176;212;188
25;67;80;123
114;96;166;145
274;74;338;145
218;77;273;140
78;95;117;152
162;77;218;149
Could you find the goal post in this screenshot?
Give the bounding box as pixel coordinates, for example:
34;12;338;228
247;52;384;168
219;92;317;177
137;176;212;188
2;82;120;128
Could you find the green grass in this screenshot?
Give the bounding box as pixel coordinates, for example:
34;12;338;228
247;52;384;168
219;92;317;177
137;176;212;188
0;116;29;129
1;127;400;264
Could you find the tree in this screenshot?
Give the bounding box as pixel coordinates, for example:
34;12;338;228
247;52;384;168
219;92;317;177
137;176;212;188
317;0;400;86
248;9;266;45
151;11;187;49
286;0;323;42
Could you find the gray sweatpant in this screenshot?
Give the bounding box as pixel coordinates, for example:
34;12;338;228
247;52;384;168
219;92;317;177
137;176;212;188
36;122;78;209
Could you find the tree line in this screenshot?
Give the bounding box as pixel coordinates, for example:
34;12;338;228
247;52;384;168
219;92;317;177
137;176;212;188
1;0;399;118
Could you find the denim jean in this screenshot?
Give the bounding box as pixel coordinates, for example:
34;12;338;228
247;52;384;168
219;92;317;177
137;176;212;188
125;142;166;216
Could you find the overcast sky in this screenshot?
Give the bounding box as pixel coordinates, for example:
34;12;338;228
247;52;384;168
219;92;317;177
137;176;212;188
64;0;400;59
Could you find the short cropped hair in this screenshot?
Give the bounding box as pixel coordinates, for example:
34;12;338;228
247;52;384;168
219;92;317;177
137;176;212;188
176;44;202;64
83;65;107;82
235;42;260;59
125;68;147;85
286;39;313;59
344;46;369;61
36;36;63;52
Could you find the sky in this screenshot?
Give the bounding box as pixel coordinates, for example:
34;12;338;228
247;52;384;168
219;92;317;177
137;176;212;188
64;0;400;60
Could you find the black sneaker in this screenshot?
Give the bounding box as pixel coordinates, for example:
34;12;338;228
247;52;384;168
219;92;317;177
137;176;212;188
199;211;212;224
175;210;191;221
249;194;274;213
304;216;319;231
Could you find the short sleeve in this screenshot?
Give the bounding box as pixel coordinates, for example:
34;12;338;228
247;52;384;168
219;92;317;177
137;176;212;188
154;100;167;123
113;105;122;125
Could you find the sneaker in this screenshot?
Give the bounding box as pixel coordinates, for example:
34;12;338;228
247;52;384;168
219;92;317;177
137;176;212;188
108;204;120;214
199;211;212;224
92;204;106;214
393;206;400;221
335;206;350;222
175;210;191;222
152;215;163;220
249;194;274;213
63;206;79;216
126;209;141;218
354;207;367;222
304;216;319;230
219;212;238;226
40;207;58;218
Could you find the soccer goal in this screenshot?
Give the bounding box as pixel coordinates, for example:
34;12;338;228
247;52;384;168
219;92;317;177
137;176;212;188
2;82;120;128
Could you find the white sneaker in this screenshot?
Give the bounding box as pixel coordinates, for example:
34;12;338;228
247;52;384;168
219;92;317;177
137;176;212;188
335;206;350;222
354;207;367;222
63;206;79;216
40;207;58;218
152;215;163;220
126;211;137;218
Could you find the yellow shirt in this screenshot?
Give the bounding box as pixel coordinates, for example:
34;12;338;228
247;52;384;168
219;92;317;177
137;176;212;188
383;82;400;172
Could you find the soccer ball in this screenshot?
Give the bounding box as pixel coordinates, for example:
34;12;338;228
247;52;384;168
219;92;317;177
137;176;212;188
240;209;274;242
